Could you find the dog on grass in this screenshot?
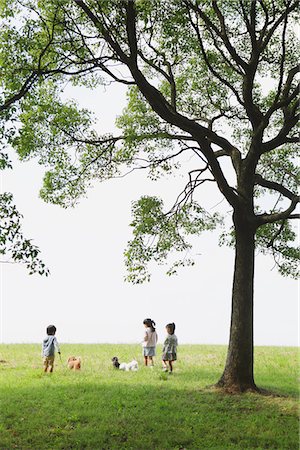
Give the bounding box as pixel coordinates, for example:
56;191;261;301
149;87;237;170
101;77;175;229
112;356;120;369
111;357;138;371
67;356;81;370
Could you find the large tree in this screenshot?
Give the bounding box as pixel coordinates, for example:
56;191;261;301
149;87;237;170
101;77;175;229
1;0;299;391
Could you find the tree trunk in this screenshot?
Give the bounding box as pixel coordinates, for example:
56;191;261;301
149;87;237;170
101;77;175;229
216;213;259;393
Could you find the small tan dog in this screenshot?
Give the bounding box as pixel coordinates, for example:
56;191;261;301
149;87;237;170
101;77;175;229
67;356;81;370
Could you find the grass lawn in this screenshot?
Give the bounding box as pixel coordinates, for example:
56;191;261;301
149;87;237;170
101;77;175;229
0;344;298;449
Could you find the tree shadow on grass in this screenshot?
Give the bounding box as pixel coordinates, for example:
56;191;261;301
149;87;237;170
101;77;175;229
167;365;298;399
0;373;298;450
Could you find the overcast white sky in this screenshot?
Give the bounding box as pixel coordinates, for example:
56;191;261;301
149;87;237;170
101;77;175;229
0;82;298;347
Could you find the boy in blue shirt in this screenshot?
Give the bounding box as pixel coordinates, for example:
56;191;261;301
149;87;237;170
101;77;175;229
42;325;61;372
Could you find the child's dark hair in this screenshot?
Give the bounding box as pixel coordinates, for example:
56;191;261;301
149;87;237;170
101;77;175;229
143;318;156;332
47;325;56;335
166;323;175;334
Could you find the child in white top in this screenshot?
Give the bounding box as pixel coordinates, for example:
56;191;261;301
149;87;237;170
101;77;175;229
142;318;158;367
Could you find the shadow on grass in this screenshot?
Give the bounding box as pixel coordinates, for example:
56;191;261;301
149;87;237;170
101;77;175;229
0;372;298;450
165;367;299;399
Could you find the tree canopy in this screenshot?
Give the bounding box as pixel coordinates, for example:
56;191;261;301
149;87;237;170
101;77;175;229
0;15;49;275
0;0;299;390
1;0;298;280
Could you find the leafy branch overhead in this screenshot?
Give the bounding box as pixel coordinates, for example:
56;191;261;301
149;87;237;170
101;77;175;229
0;60;50;274
125;196;222;283
0;192;49;275
0;0;299;282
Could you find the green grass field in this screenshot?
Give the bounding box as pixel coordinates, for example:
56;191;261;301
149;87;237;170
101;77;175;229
0;344;298;449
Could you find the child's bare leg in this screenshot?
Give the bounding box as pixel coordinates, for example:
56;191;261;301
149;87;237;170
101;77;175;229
49;359;54;373
162;360;168;371
168;361;173;372
144;356;148;366
149;356;154;366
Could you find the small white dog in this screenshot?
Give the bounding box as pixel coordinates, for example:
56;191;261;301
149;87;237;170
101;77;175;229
119;360;139;371
112;356;139;371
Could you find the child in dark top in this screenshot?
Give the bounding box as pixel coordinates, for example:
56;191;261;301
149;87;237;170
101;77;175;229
162;322;178;373
42;325;61;373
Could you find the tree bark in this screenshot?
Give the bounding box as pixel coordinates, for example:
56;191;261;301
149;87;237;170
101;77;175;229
216;212;259;392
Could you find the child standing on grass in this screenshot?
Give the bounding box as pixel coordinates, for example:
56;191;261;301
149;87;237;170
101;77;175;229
42;325;61;373
142;318;158;367
162;323;178;374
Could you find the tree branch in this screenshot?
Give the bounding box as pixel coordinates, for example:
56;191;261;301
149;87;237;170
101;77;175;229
266;220;285;248
257;0;271;41
0;72;38;112
285;136;299;143
254;173;299;201
186;8;244;105
256;200;299;225
57;128;199;146
73;0;130;63
254;174;299;223
272;6;289;106
210;0;248;71
266;80;300;119
262;112;299;152
259;0;299;51
239;0;257;48
125;1;243;209
125;0;138;63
